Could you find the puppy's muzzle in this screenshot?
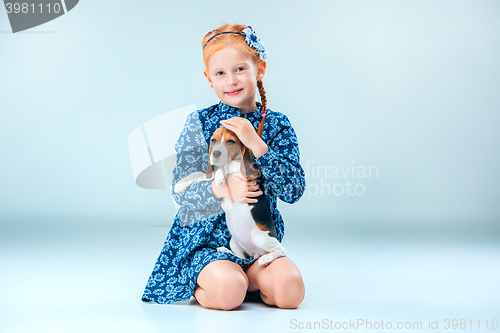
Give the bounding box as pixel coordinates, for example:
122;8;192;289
212;150;222;159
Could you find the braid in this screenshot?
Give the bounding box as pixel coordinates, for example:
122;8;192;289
256;79;267;138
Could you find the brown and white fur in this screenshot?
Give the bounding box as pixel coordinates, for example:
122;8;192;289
174;126;286;266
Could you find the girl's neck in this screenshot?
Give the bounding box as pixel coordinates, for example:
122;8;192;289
239;100;258;114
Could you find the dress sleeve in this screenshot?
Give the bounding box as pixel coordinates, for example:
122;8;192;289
254;114;306;204
171;111;224;226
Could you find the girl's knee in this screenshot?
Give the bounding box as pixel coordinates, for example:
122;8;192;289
273;273;305;309
214;270;249;310
196;260;249;310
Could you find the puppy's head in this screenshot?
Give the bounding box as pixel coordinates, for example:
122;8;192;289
206;127;243;179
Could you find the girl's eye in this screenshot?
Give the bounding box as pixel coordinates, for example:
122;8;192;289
226;139;235;145
216;71;224;76
236;67;244;72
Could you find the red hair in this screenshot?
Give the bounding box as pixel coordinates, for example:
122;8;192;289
202;23;268;138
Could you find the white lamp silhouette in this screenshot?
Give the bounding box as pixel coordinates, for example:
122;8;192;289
128;105;198;212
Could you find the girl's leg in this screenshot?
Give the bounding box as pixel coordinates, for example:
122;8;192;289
245;256;305;309
193;260;249;310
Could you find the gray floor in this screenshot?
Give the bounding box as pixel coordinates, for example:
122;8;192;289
1;219;499;333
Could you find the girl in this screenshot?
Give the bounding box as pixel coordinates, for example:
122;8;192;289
142;23;306;310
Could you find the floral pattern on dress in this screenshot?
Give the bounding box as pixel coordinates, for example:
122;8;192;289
141;101;306;304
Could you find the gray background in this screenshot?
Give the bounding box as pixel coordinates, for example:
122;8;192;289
1;0;499;228
0;1;500;225
1;1;499;332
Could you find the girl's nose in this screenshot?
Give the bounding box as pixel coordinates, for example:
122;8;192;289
227;73;238;85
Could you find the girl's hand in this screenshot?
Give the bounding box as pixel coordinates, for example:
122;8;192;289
220;118;268;158
220;118;256;148
212;172;262;203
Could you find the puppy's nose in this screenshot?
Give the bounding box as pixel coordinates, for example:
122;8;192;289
213;150;221;158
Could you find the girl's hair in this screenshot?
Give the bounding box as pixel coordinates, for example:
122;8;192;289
202;23;268;138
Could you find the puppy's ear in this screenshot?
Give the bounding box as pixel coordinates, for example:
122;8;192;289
206;142;214;179
206;161;213;179
241;147;260;180
239;146;247;177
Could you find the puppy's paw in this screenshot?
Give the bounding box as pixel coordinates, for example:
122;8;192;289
258;252;286;267
217;246;232;254
258;254;274;267
215;177;226;186
174;182;188;193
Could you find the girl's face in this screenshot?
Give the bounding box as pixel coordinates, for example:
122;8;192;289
204;46;266;114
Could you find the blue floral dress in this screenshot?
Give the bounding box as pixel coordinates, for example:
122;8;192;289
141;101;306;304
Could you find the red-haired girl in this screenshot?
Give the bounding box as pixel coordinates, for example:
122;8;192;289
142;23;306;310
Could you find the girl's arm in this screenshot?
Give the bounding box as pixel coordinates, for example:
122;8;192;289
254;115;306;204
221;114;306;204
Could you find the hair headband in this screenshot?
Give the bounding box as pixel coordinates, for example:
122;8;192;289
203;26;267;60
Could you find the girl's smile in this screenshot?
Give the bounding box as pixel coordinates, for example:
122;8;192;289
226;88;243;96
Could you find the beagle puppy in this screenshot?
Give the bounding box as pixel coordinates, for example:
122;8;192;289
174;126;286;266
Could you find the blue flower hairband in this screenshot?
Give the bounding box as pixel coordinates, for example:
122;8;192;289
203;26;267;60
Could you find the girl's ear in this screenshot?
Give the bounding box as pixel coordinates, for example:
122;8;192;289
203;69;213;88
257;60;267;80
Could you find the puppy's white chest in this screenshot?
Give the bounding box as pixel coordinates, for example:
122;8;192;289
222;200;266;256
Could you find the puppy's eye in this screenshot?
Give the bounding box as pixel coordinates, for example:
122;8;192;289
226;139;235;145
211;138;216;144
